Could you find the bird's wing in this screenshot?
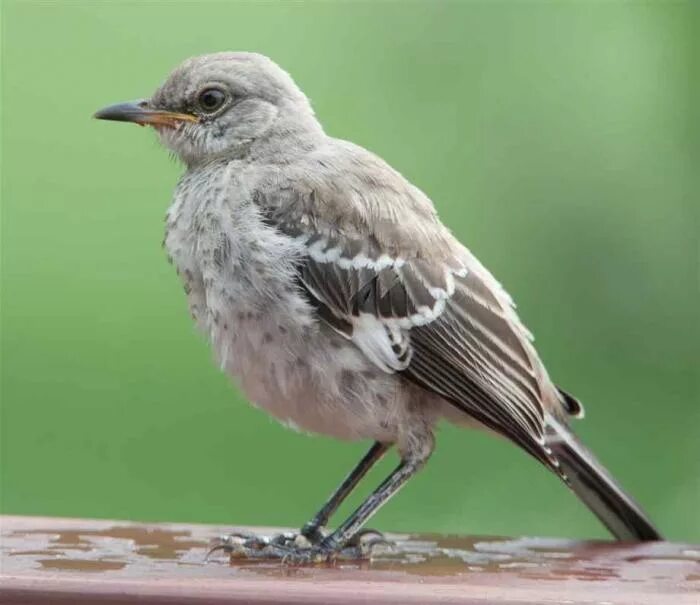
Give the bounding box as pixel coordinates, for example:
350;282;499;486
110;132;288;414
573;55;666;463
255;143;563;466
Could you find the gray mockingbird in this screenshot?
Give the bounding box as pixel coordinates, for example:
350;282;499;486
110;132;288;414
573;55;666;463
95;52;662;563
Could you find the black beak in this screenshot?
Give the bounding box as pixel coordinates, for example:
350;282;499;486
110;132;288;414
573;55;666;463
93;100;198;128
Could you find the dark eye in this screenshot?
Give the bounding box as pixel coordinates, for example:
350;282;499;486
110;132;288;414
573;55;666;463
197;87;227;113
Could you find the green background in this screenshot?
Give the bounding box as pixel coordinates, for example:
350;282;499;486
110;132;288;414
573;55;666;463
2;1;697;542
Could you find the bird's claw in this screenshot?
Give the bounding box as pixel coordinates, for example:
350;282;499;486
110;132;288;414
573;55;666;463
346;528;390;548
283;533;391;565
206;531;311;561
206;528;391;564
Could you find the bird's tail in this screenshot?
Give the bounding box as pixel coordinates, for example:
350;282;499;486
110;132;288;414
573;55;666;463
545;416;663;541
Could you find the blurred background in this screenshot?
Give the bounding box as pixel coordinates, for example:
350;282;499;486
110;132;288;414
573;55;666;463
2;1;697;542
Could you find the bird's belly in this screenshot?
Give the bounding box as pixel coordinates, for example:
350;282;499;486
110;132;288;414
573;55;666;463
210;311;402;443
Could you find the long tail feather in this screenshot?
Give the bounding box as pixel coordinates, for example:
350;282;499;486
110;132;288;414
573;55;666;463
546;416;663;541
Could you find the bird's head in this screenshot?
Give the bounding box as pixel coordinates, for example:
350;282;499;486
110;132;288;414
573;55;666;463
94;52;319;165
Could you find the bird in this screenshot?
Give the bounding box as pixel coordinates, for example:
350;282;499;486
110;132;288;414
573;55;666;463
94;52;662;563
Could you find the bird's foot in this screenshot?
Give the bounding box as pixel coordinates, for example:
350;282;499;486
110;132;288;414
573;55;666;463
283;530;389;565
206;530;309;560
207;528;391;565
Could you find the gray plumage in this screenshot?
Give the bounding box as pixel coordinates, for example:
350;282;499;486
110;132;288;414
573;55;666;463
95;52;662;554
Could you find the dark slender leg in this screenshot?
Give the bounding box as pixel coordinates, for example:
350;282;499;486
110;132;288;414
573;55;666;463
320;452;430;553
301;441;389;542
207;441;390;560
210;442;432;563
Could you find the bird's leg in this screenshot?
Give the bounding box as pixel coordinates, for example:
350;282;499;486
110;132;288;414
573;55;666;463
320;458;427;554
301;441;389;544
207;441;389;560
285;438;434;564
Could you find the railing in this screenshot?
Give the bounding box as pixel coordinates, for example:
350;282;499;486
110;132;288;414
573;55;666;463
1;515;697;604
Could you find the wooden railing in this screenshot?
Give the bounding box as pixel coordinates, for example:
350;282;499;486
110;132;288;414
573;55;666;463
1;515;697;604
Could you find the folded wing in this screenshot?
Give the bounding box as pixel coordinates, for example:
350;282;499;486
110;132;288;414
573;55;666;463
255;146;568;469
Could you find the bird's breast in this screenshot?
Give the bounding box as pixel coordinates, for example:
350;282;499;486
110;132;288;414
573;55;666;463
161;169;407;442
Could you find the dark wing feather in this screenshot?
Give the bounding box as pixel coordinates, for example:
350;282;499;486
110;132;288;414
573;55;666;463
404;265;557;466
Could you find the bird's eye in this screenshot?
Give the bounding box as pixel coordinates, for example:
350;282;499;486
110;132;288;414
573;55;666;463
197;88;227;113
